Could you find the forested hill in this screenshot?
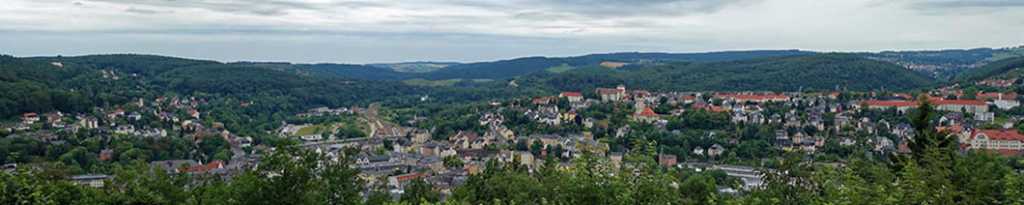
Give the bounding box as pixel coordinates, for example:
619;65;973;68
0;54;432;119
0;52;952;118
518;53;938;92
283;47;1022;81
954;56;1024;82
861;46;1024;79
278;50;813;81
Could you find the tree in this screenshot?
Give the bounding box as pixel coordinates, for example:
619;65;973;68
443;155;464;168
401;179;439;204
322;148;364;205
679;173;717;205
530;140;544;156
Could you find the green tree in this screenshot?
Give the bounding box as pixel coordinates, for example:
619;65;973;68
401;179;439;204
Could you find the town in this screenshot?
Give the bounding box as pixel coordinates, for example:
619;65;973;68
5;73;1024;201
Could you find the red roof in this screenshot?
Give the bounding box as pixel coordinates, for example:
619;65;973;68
714;93;789;101
931;99;987;106
862;100;916;107
710;106;726;112
22;112;38;117
560;92;583;97
972;129;1024;141
179;160;224;173
936;125;964;133
395;172;427;182
638;107;657;117
532;96;556;104
977;92;1018;101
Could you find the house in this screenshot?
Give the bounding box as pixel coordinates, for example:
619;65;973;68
559;92;584;103
861;100;916;113
965;129;1024;156
21;113;39;124
357;155;392;166
412;130;432;144
932;99;988;113
516;151;535;167
714;93;790;103
693;147;706;156
78;116;99;129
679;95;697;104
560;110;578;122
609;152;624;168
975;112;996;122
450;131;483;150
977;78;1016;87
114;125;135;135
70;174;111;188
188;109;201;119
532;96;557;105
634;107;659;123
479;113;504;126
420;142;441;156
658;154;677;167
43;112;63;125
631;90;656;103
179;160;225;174
388;172;428;189
150;160;199;174
107;108;125;120
98;149;114;161
978;92;1020;110
596;85;627;102
708;144;725;157
537;111;561;126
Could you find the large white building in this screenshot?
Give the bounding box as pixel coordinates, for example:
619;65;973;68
967;129;1024;156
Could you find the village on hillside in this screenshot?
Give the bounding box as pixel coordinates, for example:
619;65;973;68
5;75;1024;198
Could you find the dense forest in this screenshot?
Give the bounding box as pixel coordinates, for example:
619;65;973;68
0;52;944;119
955;56;1024;82
0;55;420;119
0;49;1004;118
518;54;938;92
250;50;814;81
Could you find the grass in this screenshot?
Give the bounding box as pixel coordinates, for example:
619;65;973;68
294;125;326;136
292;116;370;138
294;125;321;136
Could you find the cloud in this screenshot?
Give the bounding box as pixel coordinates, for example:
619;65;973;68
124;7;169;15
87;0;323;16
536;0;758;17
0;0;1021;63
913;0;1024;8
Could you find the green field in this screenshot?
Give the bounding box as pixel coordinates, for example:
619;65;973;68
294;125;328;136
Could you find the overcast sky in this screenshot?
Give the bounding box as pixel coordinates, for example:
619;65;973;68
1;0;1022;64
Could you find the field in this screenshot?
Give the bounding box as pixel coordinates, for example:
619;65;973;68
293;124;329;136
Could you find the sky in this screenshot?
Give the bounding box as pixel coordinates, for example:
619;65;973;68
1;0;1023;64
